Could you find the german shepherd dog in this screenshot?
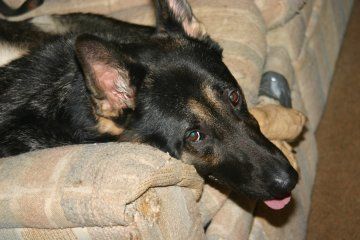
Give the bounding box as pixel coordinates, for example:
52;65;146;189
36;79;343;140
0;0;298;209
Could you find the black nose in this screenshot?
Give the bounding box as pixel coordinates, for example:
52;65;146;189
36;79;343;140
270;166;298;199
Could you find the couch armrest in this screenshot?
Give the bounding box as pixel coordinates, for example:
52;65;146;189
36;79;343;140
0;143;203;234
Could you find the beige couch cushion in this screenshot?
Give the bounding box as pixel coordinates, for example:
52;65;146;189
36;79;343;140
0;143;205;239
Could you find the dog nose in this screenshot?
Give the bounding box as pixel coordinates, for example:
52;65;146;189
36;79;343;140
270;167;298;198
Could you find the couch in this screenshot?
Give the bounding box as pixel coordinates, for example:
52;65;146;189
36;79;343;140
0;0;353;239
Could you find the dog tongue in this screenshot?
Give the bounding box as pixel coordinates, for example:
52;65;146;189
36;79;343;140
264;195;291;210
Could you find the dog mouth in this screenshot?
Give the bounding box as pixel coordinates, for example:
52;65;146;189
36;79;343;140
208;175;292;210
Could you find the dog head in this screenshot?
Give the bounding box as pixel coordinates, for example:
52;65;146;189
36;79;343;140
74;0;298;208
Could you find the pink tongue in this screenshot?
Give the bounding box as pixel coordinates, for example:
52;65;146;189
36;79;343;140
264;195;291;210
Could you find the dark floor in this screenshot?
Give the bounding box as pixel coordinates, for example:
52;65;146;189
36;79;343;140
306;2;360;240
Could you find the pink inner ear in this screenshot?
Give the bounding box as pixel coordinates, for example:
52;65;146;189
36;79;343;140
168;0;188;19
167;0;206;39
182;18;206;39
93;63;135;111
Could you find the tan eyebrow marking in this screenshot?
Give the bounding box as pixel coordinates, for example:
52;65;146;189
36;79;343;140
188;99;214;124
202;84;226;116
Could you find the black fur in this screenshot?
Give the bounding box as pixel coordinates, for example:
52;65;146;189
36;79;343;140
0;1;298;201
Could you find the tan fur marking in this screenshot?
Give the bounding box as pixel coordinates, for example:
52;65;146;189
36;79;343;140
188;99;213;124
202;84;225;114
96;116;124;136
30;15;69;34
0;42;28;66
93;98;122;118
202;153;220;166
181;150;220;166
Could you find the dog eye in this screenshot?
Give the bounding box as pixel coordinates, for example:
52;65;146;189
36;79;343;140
186;130;205;142
229;90;240;106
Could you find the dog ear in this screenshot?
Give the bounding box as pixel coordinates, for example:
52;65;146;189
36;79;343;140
154;0;207;39
75;34;136;118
